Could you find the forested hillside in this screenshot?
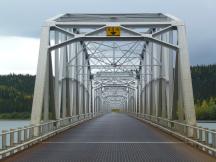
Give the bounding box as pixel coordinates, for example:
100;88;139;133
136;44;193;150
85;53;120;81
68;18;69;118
0;74;35;119
191;65;216;120
0;65;215;119
191;64;216;101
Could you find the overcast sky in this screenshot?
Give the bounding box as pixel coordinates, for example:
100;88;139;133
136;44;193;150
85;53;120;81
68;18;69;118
0;0;216;74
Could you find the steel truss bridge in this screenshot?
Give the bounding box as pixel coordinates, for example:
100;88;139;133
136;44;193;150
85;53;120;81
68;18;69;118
1;13;216;161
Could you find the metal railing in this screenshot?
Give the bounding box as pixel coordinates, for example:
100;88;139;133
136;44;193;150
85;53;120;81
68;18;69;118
0;112;101;159
130;113;216;157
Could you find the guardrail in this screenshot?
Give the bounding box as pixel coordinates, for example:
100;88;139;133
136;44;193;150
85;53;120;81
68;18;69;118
0;112;102;159
130;113;216;157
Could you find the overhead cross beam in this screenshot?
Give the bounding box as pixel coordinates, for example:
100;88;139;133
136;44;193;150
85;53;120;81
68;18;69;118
49;33;179;51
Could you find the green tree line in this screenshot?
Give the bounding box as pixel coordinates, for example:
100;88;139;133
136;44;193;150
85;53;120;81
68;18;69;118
191;64;216;120
0;64;215;120
0;74;35;119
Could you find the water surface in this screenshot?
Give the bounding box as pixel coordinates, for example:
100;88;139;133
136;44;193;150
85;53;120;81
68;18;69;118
0;120;30;132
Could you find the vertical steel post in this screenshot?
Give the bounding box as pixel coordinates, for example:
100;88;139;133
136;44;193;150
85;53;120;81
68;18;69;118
55;31;60;119
2;130;7;150
177;24;196;136
31;25;50;125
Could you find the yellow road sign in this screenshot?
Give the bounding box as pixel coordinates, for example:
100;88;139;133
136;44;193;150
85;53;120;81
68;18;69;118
106;26;121;36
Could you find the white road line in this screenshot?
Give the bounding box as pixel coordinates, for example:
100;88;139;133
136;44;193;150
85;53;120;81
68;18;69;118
42;141;187;144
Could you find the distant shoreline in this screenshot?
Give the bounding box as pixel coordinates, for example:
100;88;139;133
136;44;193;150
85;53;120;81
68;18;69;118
0;119;30;121
0;118;215;123
197;120;216;123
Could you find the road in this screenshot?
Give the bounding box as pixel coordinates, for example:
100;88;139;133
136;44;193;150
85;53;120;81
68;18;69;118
3;113;215;162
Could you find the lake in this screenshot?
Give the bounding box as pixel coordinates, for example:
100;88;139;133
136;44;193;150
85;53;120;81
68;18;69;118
197;121;216;130
0;120;30;132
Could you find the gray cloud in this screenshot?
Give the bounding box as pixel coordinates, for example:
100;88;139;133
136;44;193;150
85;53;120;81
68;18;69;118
0;0;216;65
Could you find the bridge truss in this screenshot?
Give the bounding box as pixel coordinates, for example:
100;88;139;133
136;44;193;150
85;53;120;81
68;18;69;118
31;13;196;136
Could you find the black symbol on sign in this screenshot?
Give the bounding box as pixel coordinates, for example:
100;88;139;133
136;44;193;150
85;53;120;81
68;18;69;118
109;27;116;36
107;27;120;36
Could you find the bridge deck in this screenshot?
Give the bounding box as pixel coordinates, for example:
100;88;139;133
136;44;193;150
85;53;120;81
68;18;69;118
4;113;215;162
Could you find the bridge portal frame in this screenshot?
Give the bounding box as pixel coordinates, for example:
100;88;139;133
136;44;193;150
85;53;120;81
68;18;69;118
31;13;196;136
